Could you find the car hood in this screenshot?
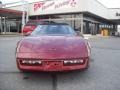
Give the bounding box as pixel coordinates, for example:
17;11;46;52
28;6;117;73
17;36;89;59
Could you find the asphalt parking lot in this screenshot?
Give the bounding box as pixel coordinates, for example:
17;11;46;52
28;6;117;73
0;36;120;90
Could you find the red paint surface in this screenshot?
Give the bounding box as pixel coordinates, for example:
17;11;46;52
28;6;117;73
16;36;90;71
23;26;36;34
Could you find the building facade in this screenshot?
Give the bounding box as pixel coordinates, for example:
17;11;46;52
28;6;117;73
1;0;120;35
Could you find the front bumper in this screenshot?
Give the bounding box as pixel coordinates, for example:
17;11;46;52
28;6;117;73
16;58;89;71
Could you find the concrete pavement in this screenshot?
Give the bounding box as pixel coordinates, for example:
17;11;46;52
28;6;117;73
0;36;120;90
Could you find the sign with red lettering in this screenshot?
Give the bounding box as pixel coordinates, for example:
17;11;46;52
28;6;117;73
34;2;45;11
33;0;77;12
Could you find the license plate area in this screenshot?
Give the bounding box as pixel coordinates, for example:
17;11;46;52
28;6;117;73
44;61;63;71
44;61;62;66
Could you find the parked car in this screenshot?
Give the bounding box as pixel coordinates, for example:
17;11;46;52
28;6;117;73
16;23;91;72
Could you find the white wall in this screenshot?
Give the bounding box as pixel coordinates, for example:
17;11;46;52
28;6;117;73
28;0;88;16
86;0;108;19
7;0;120;20
7;5;23;11
108;9;120;19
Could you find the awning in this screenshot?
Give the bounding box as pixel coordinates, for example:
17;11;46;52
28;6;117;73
0;8;22;18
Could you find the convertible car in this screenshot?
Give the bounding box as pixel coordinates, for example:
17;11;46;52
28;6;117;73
16;23;91;71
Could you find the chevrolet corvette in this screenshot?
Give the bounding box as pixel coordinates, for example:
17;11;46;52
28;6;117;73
16;23;91;71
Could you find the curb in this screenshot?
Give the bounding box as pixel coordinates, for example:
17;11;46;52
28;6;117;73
84;35;110;40
0;34;22;37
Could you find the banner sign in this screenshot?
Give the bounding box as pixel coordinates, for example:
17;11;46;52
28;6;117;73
34;0;77;12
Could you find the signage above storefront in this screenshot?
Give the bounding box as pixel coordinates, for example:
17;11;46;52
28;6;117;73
33;0;77;12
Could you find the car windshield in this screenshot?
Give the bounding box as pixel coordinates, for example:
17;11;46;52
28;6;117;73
31;24;76;36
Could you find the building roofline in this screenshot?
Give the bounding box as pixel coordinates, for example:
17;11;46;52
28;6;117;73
95;0;108;8
0;8;22;14
7;0;107;9
108;8;120;9
5;0;120;10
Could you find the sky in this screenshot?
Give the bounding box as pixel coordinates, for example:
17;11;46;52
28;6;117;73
1;0;120;8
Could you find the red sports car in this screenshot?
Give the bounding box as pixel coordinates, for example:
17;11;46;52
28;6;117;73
16;23;91;72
